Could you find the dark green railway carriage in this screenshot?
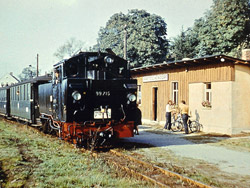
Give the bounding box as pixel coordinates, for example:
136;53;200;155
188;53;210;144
0;86;10;116
10;76;51;123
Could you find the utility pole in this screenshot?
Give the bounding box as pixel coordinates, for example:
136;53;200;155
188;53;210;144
36;54;39;77
123;25;127;60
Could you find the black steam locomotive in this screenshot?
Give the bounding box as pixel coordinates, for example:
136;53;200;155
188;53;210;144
0;51;138;147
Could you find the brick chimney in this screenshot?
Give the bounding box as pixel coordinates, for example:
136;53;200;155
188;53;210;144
242;49;250;61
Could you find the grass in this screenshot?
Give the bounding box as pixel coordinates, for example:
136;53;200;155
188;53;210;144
183;133;250;152
212;137;250;152
0;119;149;188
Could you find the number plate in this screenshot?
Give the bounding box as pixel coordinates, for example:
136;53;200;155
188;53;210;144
94;109;111;119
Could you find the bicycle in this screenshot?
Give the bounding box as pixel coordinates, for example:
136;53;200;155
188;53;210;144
188;119;203;133
171;114;203;133
171;113;183;132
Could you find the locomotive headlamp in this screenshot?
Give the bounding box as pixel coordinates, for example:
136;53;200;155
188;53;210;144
72;91;81;100
104;56;114;64
127;93;136;102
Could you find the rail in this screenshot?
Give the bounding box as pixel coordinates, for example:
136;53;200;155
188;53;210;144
98;149;213;188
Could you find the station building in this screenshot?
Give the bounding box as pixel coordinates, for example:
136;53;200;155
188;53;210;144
131;49;250;135
0;72;20;87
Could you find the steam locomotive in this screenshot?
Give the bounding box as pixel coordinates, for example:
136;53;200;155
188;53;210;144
0;51;138;147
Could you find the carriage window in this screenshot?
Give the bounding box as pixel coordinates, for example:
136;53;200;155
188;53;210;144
27;86;30;100
17;86;20;101
13;88;15;100
24;85;26;100
27;85;29;100
14;87;16;101
20;85;23;100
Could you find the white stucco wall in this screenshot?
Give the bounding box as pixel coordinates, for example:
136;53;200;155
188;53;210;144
189;82;233;134
232;65;250;133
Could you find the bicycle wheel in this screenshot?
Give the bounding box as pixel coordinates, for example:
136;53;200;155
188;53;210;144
189;121;198;132
171;121;183;132
197;124;203;132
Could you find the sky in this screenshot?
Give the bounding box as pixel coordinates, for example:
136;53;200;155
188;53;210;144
0;0;213;78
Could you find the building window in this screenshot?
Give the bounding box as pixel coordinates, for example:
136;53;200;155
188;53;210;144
172;82;178;105
202;83;212;108
137;85;141;105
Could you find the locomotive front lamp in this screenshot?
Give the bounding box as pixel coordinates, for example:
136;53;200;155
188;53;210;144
104;56;114;64
127;93;136;102
72;91;81;100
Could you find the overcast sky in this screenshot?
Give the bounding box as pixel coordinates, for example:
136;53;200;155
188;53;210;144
0;0;213;77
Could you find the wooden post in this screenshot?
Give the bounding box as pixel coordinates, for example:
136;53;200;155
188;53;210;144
124;25;127;60
37;54;39;77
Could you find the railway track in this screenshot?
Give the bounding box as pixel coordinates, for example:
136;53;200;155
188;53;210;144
3;119;213;187
98;149;213;188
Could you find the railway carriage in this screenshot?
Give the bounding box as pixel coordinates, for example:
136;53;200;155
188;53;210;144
39;51;138;147
9;76;51;123
0;86;10;117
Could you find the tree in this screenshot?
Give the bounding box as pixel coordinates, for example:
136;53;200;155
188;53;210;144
170;24;201;60
169;14;210;60
54;37;86;60
96;9;169;68
202;0;249;56
18;65;37;81
171;0;250;60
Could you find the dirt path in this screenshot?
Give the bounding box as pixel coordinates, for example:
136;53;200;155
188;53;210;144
122;125;250;187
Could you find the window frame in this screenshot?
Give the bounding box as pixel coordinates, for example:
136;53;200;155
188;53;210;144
137;85;142;105
172;81;179;105
203;82;212;108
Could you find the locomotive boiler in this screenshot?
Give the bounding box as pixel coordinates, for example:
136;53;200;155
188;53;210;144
39;51;138;147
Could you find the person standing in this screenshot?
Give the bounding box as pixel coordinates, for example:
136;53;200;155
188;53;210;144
179;100;189;134
164;100;173;130
134;104;142;135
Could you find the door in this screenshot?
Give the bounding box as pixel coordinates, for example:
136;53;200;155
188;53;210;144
52;66;62;120
152;87;158;121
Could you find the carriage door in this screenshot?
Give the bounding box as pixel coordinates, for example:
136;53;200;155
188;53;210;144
52;66;62;120
152;87;158;121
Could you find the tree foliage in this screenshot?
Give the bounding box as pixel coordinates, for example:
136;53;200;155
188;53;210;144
18;65;37;81
171;0;250;60
54;38;86;60
96;9;169;68
170;25;201;60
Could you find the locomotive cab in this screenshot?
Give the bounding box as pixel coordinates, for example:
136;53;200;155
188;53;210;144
52;52;137;123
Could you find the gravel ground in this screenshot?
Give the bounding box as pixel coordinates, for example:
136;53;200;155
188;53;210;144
123;125;250;176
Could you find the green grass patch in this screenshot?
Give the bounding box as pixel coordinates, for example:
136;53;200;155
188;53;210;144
0;119;149;187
